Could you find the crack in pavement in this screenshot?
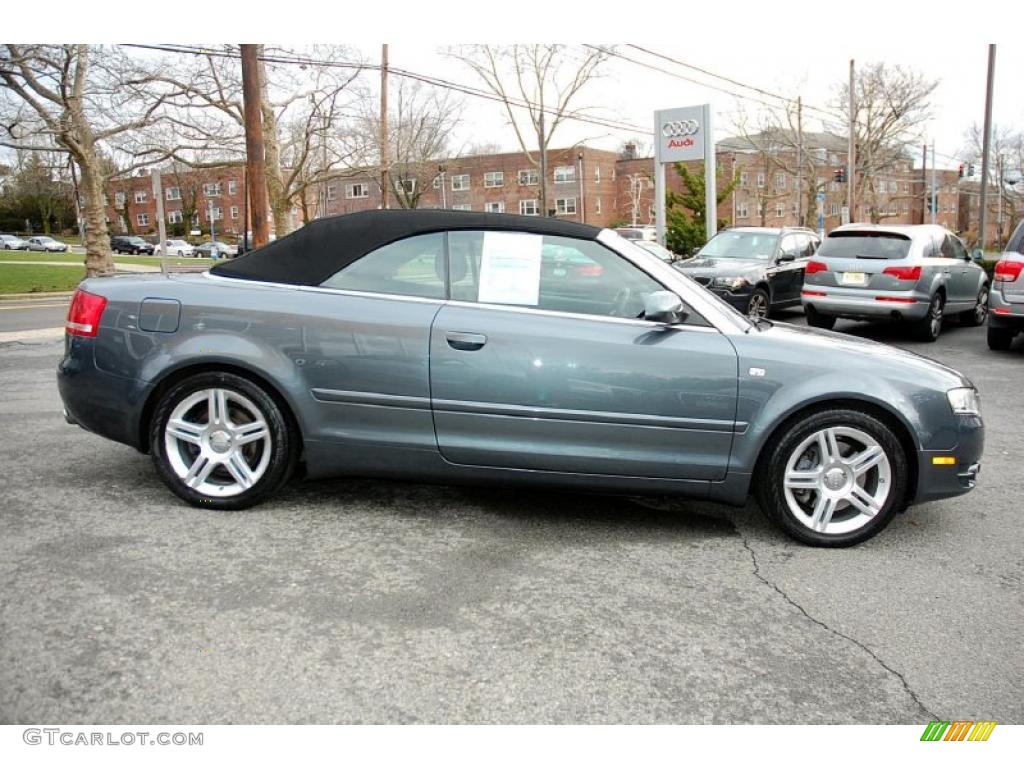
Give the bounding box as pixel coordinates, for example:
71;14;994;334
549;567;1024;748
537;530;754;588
738;530;938;721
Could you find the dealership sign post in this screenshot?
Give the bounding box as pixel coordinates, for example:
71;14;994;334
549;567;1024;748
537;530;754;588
654;104;715;248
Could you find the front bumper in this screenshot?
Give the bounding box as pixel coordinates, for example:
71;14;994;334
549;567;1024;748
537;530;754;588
802;286;931;321
913;414;985;503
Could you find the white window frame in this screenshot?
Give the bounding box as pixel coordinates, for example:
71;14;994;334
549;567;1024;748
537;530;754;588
739;172;749;187
484;201;505;213
519;199;539;216
775;172;786;189
483;171;504;188
167;210;183;224
203;182;222;197
555;197;577;216
452;203;472;211
136;212;149;226
230;205;239;220
114;192;126;207
775;202;785;218
326;185;336;201
133;190;147;204
228;180;237;195
518;169;539;186
594;167;601;184
594;198;601;215
756;173;765;188
451;174;470;191
165;187;181;201
345;183;369;199
737;202;749;218
399;178;417;195
207;207;222;222
553;165;575;184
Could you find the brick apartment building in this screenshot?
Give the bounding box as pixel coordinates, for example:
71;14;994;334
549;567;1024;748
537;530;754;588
106;132;1018;246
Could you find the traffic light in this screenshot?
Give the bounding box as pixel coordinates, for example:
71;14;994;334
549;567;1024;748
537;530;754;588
967;163;976;177
833;166;847;183
958;163;965;179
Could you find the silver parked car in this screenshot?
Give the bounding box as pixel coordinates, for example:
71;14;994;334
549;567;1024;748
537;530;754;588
25;235;69;253
987;219;1024;350
57;211;984;547
160;239;195;257
1;234;29;250
802;224;989;341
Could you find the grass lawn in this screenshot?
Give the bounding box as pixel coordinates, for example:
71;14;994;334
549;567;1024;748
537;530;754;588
0;252;215;269
0;264;84;294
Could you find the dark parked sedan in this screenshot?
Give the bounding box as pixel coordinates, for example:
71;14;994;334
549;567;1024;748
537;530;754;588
674;226;820;319
57;210;983;546
111;235;155;255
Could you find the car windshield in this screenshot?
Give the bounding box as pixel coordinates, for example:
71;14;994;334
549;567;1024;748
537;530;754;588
818;232;911;260
36;237;56;243
696;231;777;260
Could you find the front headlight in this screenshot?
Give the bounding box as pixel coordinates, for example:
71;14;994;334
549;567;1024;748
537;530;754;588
711;276;748;290
947;387;980;415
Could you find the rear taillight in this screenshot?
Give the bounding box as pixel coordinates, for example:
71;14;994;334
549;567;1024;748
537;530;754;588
882;265;922;281
805;260;828;274
994;259;1024;282
577;264;604;277
66;289;107;338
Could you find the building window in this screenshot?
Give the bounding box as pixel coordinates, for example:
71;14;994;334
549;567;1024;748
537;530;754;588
228;180;237;195
432;175;442;189
452;203;472;211
830;202;840;216
737;202;749;218
134;190;147;204
203;182;222;196
166;187;181;201
595;198;601;215
519;199;539;216
115;192;126;207
739;172;749;187
136;212;149;226
554;165;575;183
191;213;200;227
207;207;222;221
775;203;785;217
555;197;577;215
595;167;601;184
167;210;183;224
230;206;239;220
483;171;504;188
775;172;786;189
451;174;470;191
518;169;539;186
484;201;505;213
889;180;898;193
345;183;369;199
756;173;765;188
399;178;417;194
326;185;336;201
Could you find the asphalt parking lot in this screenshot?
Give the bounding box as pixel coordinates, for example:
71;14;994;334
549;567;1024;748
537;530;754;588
0;313;1021;724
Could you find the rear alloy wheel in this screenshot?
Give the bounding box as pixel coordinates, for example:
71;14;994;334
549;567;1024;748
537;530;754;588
150;372;297;509
804;304;836;330
756;408;907;546
746;288;770;320
987;325;1014;351
912;293;944;342
960;286;989;326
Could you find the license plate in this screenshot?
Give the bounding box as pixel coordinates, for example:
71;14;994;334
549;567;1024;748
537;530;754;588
841;271;867;286
552;268;567;277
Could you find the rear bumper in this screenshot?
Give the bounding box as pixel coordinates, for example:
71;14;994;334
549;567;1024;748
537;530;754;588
989;288;1024;329
913;415;984;504
802;287;930;321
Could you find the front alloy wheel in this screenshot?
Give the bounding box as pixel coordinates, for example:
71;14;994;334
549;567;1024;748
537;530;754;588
747;288;770;320
913;293;944;342
150;372;297;509
756;408;907;546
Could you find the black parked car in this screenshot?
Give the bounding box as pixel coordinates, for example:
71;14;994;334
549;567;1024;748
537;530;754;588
111;235;155;255
674;226;821;319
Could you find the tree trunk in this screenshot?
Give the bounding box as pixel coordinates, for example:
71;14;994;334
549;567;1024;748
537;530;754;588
76;146;115;276
258;56;290;236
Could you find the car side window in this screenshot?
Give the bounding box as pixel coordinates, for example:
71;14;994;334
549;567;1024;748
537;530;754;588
448;231;665;320
320;233;446;299
948;236;969;261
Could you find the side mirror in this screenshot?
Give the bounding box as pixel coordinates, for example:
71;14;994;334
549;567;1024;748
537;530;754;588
777;252;797;263
971;248;985;262
644;291;688;324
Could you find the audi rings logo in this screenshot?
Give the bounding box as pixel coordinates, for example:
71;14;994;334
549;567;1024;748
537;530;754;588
662;119;700;138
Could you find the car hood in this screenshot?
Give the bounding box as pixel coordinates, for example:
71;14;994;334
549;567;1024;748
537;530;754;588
746;320;974;390
674;256;767;279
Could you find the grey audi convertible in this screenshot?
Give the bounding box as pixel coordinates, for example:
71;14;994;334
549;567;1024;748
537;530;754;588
57;210;983;546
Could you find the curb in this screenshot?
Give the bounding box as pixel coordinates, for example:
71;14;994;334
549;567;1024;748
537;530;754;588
0;292;75;302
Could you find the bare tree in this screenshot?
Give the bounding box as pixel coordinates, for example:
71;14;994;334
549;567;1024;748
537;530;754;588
726;112;793;227
0;45;188;274
961;123;1024;243
450;44;609;215
830;62;937;221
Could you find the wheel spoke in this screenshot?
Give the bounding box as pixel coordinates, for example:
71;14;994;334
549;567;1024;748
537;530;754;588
184;454;216;488
785;469;819;490
167;418;204;445
817;428;841;463
234;420;268;446
208;388;231;426
225;451;255;489
847;485;882;517
849;445;884;477
810;495;839;532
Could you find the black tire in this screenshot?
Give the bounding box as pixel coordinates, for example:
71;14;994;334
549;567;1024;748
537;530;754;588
987;325;1014;351
805;304;836;330
755;407;908;547
149;371;298;510
746;288;771;320
911;292;944;342
960;285;989;326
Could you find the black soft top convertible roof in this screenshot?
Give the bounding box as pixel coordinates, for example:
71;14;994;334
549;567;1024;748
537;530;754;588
210;209;603;286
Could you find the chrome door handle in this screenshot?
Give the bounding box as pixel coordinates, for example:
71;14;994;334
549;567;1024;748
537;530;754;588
445;331;487;351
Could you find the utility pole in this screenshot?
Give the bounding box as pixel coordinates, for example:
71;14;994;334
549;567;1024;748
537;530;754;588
151;169;168;274
996;154;1004;249
539;109;549;216
796;96;803;227
380;44;390;210
240;44;270;247
848;59;856;223
921;144;928;225
930;143;937;225
209;197;216;242
577;150;585;224
978;44;996;252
